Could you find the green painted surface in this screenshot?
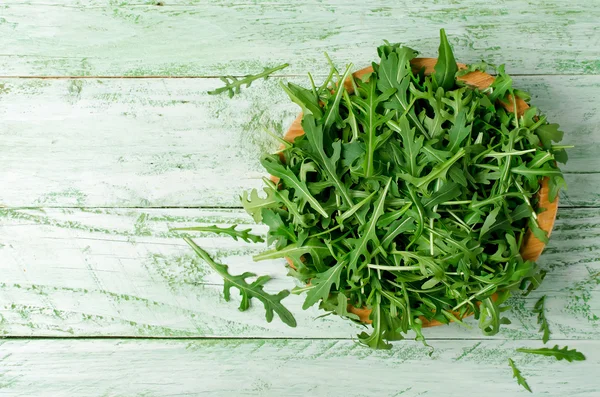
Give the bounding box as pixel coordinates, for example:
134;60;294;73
0;208;598;339
0;339;598;396
0;75;598;208
0;1;599;395
0;1;599;76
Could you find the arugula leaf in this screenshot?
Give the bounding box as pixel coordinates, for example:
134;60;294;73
381;216;416;249
301;114;354;208
323;64;353;131
400;148;466;189
516;345;586;362
184;237;296;327
358;293;395;349
261;154;329;218
295;260;346;310
241;187;278;222
536;123;564;150
533;295;551;343
433;28;458;91
254;238;331;270
376;44;427;137
488;64;513;102
271;186;316;229
479;206;501;238
280;81;323;118
511;163;563;186
387;115;424;177
172;224;264;244
447;110;472;153
208;63;289;97
352;77;396;177
421;182;461;208
319;292;360;321
508;358;532;393
347;178;392;272
261;208;297;248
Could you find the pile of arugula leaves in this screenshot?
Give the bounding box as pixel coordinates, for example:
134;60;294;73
238;29;568;348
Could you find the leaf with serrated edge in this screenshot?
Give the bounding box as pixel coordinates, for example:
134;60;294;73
172;225;264;244
508;358;532;393
184;237;296;327
516;345;585;362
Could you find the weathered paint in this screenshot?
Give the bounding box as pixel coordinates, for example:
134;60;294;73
0;207;598;338
0;339;598;396
0;76;598;208
1;1;599;394
0;1;599;76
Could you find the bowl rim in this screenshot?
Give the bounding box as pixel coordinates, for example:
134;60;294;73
282;58;559;326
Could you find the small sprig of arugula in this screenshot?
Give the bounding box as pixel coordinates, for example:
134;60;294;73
181;29;584;392
207;63;289;98
506;295;585;393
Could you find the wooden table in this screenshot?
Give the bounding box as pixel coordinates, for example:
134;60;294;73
1;1;599;395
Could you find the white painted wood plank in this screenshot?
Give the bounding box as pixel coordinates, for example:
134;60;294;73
0;76;598;208
0;1;599;76
0;207;598;338
0;338;598;396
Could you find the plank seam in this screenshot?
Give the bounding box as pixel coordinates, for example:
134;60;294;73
3;205;598;210
0;336;594;341
0;74;596;79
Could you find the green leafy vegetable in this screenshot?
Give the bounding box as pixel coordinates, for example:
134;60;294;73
433;28;459;91
219;29;569;349
171;29;572;365
208;63;289;97
533;295;551;343
508;358;532;393
184;237;296;327
295;260;346;310
241;188;278;222
516;345;586;362
172;225;264;243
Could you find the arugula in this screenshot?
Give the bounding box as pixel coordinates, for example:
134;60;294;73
516;345;586;362
208;63;289;97
261;154;329;218
508;358;532;393
240;187;278;222
533;295;551;343
172;224;264;243
433;29;458;91
295;260;346;310
180;29;571;350
184;237;296;327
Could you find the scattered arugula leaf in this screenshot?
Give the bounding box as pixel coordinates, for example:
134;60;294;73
533;295;551;343
184;237;297;327
516;345;586;362
208;63;289;97
508;358;532;393
172;224;264;243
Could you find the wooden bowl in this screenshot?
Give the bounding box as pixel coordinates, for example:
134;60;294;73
283;58;559;326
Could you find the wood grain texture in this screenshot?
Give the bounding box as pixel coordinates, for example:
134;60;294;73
0;75;598;208
0;207;598;338
0;338;598;396
1;1;598;393
1;1;599;76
